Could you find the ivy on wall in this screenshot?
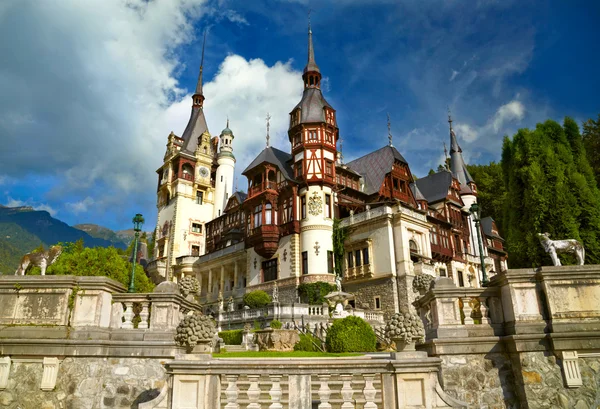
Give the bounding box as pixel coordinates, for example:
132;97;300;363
297;281;337;304
332;218;348;278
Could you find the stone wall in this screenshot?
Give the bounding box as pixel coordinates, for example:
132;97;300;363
0;357;166;409
344;276;396;319
513;351;600;409
439;353;518;409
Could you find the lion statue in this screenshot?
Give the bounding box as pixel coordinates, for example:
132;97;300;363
537;233;585;266
15;245;63;276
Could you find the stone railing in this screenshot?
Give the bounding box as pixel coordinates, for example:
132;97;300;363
216;303;385;330
111;292;201;331
162;355;466;408
0;275;201;358
413;278;503;346
339;205;392;227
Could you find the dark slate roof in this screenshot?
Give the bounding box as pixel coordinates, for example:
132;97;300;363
449;127;475;190
304;26;320;74
346;145;408;196
410;182;426;201
415;171;453;203
292;88;332;125
242;146;295;181
180;107;209;153
233;191;247;203
481;216;503;239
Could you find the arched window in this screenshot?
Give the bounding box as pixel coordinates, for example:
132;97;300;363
409;239;420;263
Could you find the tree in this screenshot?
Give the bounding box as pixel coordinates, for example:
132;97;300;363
28;239;155;293
582;114;600;187
467;162;506;234
501;119;600;267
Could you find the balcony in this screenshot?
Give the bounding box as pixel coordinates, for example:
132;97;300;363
247;224;280;259
279;220;300;236
248;181;278;198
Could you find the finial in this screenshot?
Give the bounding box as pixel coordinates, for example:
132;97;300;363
308;8;312;32
226;115;229;129
266;112;271;147
235;176;238;192
387;113;393;147
194;29;207;96
447;106;453;128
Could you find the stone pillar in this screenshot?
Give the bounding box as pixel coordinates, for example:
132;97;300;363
234;262;239;290
208;269;213;298
220;266;225;298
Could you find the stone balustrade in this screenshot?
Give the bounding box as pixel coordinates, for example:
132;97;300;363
164;355;466;408
216;302;384;330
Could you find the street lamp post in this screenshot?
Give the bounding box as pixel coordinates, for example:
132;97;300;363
128;213;145;293
469;203;489;287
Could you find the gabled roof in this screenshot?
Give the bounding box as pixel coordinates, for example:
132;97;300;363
225;191;247;213
415;171;453;203
346;145;408;196
242;146;295;181
410;182;426;202
481;216;503;240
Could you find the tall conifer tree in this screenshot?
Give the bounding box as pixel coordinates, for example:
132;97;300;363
502;119;600;267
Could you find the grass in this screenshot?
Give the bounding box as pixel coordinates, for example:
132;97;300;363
213;351;364;358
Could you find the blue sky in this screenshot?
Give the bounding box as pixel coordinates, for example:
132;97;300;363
0;0;599;231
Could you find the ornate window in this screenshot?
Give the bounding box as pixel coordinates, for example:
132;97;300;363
301;195;306;219
325;160;333;176
263;259;278;282
327;251;334;274
253;205;262;228
191;223;202;233
325;194;331;218
265;203;273;225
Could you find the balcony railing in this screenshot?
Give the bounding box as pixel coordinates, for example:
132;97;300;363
248;181;278;198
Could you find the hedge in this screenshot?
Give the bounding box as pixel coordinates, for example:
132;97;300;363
325;316;376;353
297;282;337;304
219;329;244;345
294;333;321;352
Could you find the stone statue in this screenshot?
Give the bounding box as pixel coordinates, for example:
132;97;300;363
15;245;62;276
272;284;279;303
335;275;342;292
537;233;585;266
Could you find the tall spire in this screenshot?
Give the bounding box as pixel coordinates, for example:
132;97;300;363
387;113;393;147
195;30;207;96
447;111;475;190
303;11;320;76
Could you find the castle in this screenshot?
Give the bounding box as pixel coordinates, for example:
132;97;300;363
146;24;508;317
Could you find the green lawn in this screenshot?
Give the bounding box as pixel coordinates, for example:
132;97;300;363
214;351;364;358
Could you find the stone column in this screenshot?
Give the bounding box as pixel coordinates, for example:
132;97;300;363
220;265;225;298
208;269;213;299
234;261;239;290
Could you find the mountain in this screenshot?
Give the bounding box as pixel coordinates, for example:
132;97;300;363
0;205;126;274
74;224;153;248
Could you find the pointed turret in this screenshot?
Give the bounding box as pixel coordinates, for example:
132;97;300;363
448;114;476;194
181;31;209;153
304;21;320;76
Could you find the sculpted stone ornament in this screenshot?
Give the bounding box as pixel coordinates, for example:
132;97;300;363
15;245;62;276
308;191;323;216
537;232;585;266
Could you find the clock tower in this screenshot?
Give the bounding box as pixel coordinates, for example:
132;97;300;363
213;120;236;218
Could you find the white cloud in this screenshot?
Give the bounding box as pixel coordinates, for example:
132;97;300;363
454;123;478;142
449;70;459;82
66;197;95;214
4;197;57;216
490;100;525;133
453;99;525;144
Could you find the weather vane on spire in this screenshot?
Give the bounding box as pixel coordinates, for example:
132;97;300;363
447;106;453;128
387;113;393;147
266;112;271;147
308;8;313;30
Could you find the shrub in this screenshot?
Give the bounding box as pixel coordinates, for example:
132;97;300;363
270;320;282;329
219;329;244;345
297;282;337;304
325;316;376;353
294;333;321;352
243;290;271;309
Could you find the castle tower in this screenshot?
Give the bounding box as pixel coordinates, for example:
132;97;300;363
151;33;216;280
288;21;339;277
448;115;485;260
213;120;236;218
